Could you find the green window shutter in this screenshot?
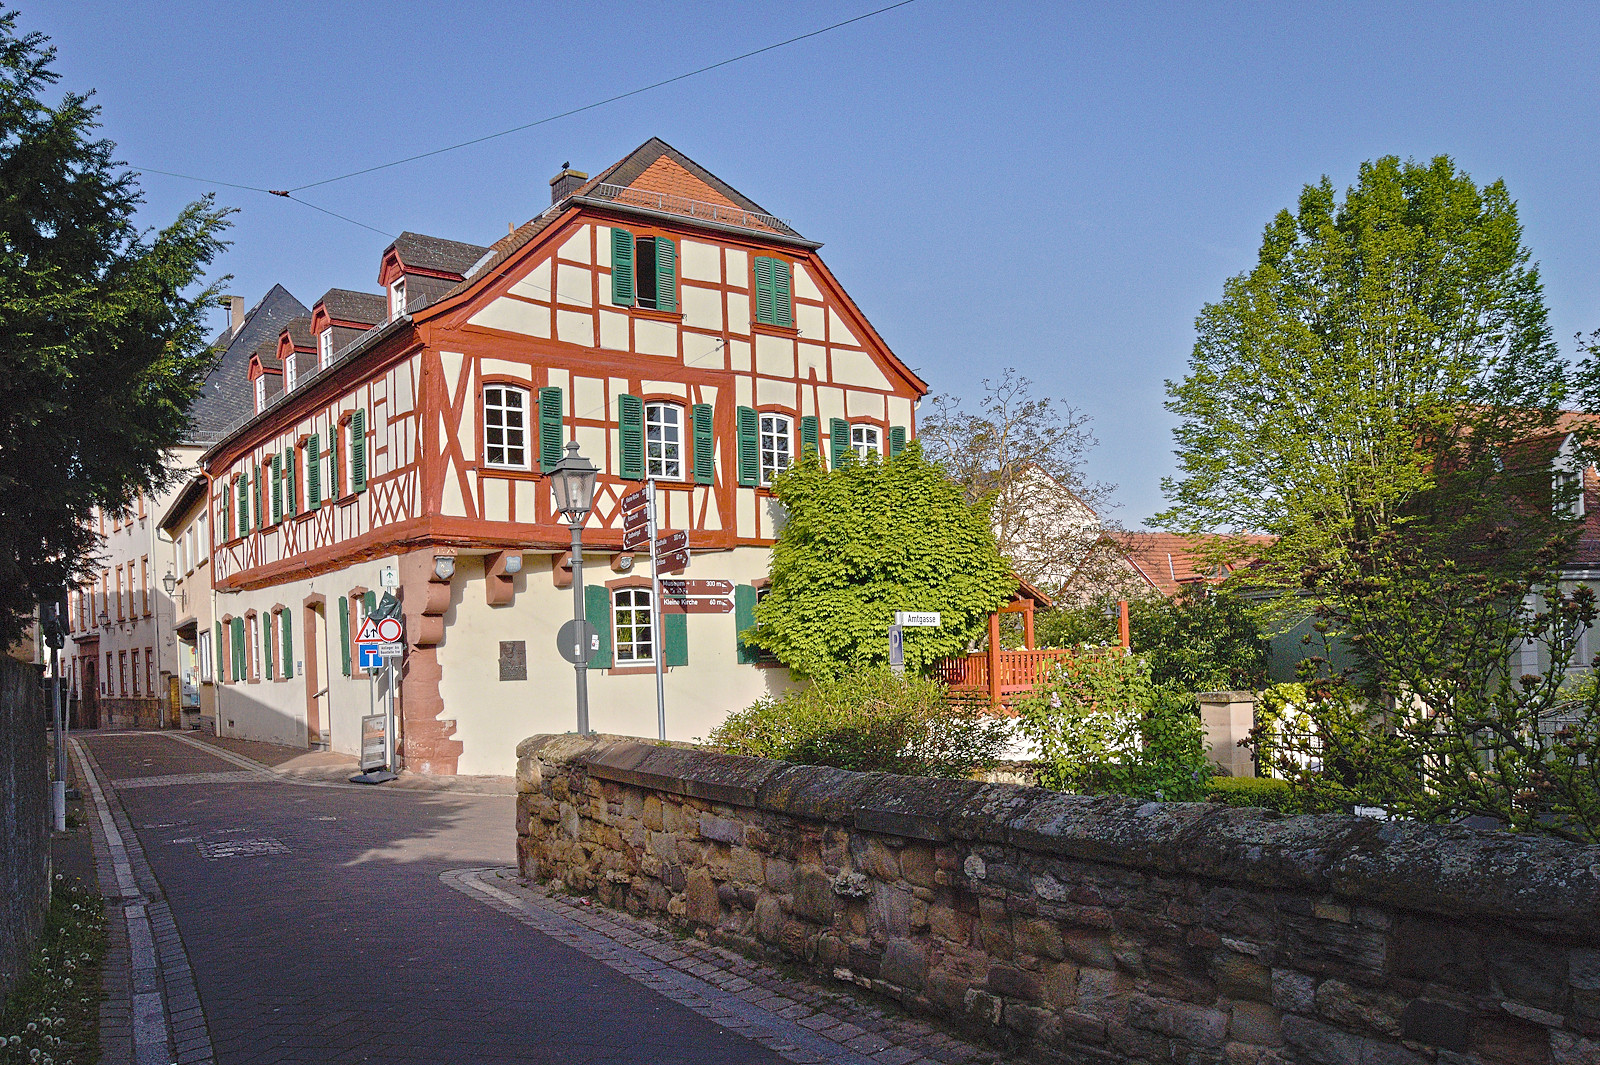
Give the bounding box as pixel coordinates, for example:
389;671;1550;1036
772;259;793;327
538;387;564;471
655;238;677;312
271;457;283;524
692;403;715;485
215;623;225;680
584;584;613;668
281;610;293;679
736;406;759;487
619;394;645;480
307;434;322;508
351;409;368;492
610;228;635;307
254;464;264;529
338;596;351;676
364;590;377;616
283;446;297;517
829;418;851;469
800;415;819;459
664;611;688;667
889;426;908;458
753;257;774;325
734;585;758;664
223;482;234;538
231;618;245;682
264;615;275;679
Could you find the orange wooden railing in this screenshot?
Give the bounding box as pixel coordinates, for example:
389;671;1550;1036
935;645;1124;707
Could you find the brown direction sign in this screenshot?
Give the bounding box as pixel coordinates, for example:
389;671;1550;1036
623;506;648;533
658;549;689;573
620;486;649;513
658;530;688;553
662;596;733;614
659;579;733;597
622;525;651;551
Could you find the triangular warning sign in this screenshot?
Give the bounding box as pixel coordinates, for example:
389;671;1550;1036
356;616;383;643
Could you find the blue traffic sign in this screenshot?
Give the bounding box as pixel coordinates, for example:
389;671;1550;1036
358;643;383;669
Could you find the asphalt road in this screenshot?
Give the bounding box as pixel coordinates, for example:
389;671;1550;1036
83;732;786;1065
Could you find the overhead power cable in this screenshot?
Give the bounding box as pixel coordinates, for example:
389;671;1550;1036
131;0;919;235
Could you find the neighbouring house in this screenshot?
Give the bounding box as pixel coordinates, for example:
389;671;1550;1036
198;138;927;775
158;476;216;731
65;285;308;729
1115;531;1272;598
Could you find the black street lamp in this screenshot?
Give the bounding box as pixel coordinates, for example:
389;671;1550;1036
549;441;599;735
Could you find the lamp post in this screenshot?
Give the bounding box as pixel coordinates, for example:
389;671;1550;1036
548;441;598;735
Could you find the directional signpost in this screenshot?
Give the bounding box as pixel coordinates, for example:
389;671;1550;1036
659;578;735;614
889;611;940;678
351;584;405;784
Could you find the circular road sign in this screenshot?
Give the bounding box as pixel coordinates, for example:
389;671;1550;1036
556;619;601;665
376;617;403;643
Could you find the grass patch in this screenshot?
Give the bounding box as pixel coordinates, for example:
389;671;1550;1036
1;877;106;1065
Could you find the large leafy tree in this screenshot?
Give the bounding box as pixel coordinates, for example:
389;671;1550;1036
750;445;1014;679
0;10;230;644
1160;154;1600;838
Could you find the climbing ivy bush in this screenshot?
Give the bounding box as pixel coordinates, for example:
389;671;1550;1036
750;445;1014;679
1016;651;1211;801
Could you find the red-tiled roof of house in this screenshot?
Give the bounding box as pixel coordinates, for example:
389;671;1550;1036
1117;532;1275;597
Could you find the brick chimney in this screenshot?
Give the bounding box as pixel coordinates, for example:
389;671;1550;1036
549;163;588;204
223;295;245;339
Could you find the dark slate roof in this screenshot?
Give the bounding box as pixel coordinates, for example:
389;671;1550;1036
317;288;386;326
252;337;282;373
186;284;308;445
282;317;314;349
389;232;490;278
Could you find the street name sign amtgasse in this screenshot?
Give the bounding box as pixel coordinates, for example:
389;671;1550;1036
895;611;942;627
659;579;732;596
620;486;650;513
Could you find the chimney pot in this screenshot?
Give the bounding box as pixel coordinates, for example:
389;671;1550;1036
224;295;245;337
550;166;588;204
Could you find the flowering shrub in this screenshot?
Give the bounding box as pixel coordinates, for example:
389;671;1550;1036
1016;651;1211;801
707;666;1011;778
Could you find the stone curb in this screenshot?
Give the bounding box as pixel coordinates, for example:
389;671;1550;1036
444;867;1007;1065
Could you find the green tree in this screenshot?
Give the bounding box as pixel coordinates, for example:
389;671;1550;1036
1036;588;1269;692
1160;154;1600;840
0;11;230;643
750;445;1014;679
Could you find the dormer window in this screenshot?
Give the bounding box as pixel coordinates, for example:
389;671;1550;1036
389;280;407;321
319;328;333;370
254;375;266;414
1555;434;1587;518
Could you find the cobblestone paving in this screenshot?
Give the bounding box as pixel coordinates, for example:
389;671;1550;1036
72;732;1004;1065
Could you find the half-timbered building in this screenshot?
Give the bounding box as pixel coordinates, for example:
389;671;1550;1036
200;139;927;775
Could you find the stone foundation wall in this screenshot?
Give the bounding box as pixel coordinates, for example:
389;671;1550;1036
516;734;1600;1065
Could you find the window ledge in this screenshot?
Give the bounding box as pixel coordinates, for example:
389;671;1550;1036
607;663;667;677
627;306;683;323
480;466;541;481
751;323;799;338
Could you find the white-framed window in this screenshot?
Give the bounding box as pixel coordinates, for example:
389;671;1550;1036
646;403;683;480
389;279;407;321
176;535;187;577
850;424;881;458
483;386;529;468
254;375;266;414
318;328;333;370
614;587;654;664
198;627;213;683
759;414;792;485
284;352;298;394
248;614;260;681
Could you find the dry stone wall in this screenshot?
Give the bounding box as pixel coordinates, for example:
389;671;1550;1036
516;734;1600;1065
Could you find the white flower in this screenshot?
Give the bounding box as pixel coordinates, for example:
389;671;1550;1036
63;978;72;987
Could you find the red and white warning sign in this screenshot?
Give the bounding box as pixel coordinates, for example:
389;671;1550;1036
356;617;403;644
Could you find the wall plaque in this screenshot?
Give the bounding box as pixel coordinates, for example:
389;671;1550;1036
499;640;527;681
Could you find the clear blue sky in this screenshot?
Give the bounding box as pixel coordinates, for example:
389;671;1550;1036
22;1;1600;528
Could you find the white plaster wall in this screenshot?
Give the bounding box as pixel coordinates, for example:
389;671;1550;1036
213;555;399;754
436;547;793;775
